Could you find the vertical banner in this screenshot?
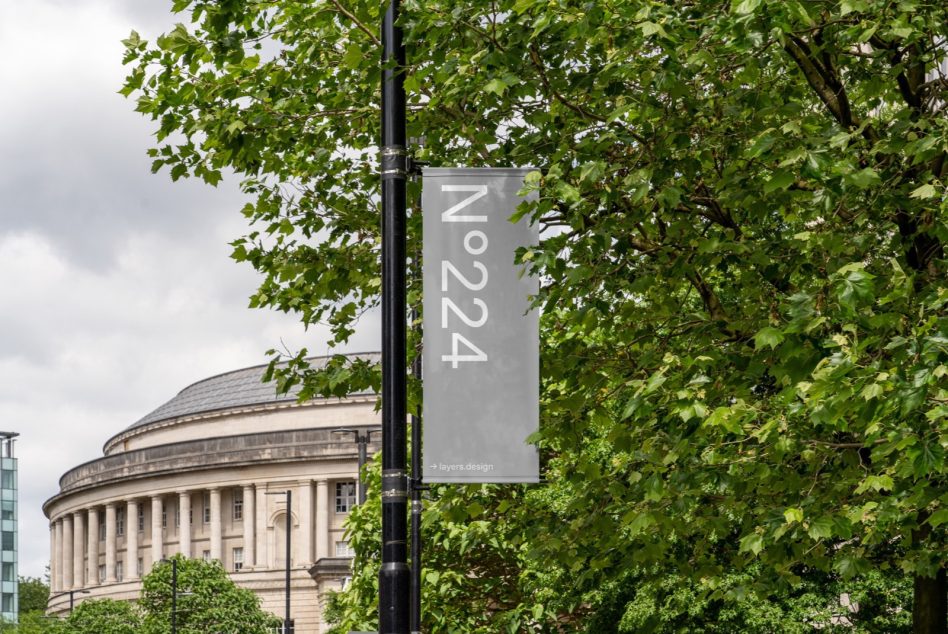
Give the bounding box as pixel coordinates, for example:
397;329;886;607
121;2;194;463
422;168;539;483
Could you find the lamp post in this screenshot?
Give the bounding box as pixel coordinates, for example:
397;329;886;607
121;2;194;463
409;285;423;634
331;429;381;504
50;588;90;614
266;490;293;634
380;0;410;629
171;558;177;634
160;556;193;634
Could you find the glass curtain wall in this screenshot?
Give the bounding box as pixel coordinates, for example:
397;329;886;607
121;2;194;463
0;433;17;624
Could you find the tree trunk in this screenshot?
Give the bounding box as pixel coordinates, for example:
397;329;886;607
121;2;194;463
913;568;947;634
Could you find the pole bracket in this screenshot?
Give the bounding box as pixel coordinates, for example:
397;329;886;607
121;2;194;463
408;157;429;176
409;477;429;492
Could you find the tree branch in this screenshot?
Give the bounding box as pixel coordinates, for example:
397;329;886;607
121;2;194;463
528;45;648;145
685;269;736;336
328;0;380;47
784;34;854;130
869;35;923;111
783;32;884;146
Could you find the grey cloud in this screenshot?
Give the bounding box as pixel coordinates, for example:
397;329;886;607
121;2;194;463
0;0;381;580
0;0;248;273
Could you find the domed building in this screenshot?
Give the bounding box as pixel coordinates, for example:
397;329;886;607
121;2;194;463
43;354;380;634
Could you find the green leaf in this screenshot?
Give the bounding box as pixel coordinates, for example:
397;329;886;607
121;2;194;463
835;556;869;579
846;167;881;189
644;371;667;394
484;78;507;96
731;0;762;14
784;508;804;524
855;474;893;494
910;183;938;199
739;533;764;555
807;517;834;540
624;511;655;535
913;442;945;478
840;0;868;15
861;383;884;400
579;161;606;183
754;327;785;350
928;509;948;528
705;406;744;434
343;42;363;69
639;21;666;37
763;170;794;193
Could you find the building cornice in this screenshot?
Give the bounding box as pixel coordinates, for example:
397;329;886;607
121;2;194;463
44;425;380;518
102;394;377;455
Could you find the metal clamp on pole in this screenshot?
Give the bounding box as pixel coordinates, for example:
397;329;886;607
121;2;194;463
381;146;409;180
381;469;409;501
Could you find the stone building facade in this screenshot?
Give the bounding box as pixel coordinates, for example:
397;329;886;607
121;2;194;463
43;356;379;633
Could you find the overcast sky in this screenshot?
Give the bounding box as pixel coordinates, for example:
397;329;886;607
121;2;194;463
0;0;378;580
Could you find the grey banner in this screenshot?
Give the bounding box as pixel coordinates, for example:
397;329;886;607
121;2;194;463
422;167;539;483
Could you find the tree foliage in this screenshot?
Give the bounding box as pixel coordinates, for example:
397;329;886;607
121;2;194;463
7;611;65;634
62;599;140;634
10;557;277;634
123;0;948;629
17;577;49;615
139;556;280;634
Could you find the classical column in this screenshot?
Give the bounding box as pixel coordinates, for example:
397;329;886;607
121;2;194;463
297;480;314;564
242;485;255;569
87;508;99;587
178;491;191;558
150;495;163;570
50;524;58;593
105;503;117;583
315;479;330;561
209;488;222;561
62;515;73;590
126;500;139;580
255;487;267;568
72;511;85;588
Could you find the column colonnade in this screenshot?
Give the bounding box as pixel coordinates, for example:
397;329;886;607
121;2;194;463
47;480;340;594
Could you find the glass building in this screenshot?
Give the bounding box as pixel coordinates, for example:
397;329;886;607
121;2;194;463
0;432;17;624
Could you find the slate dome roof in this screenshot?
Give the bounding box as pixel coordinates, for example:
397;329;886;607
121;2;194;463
123;353;379;433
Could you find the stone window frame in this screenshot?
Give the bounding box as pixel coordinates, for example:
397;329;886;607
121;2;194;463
233;488;243;521
335;540;355;557
335;481;357;514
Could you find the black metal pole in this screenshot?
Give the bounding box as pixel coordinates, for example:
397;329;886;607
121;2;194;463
171;558;177;634
285;489;292;634
410;325;422;634
69;590;74;613
358;436;368;505
380;0;410;630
